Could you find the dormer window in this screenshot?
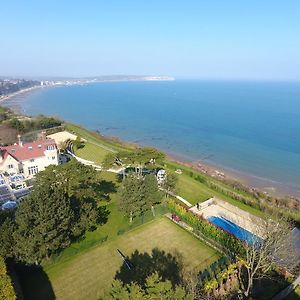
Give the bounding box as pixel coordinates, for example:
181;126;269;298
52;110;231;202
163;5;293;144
28;146;33;150
38;144;42;148
11;149;15;153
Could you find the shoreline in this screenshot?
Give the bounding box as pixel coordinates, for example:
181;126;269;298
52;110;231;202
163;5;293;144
165;151;300;199
0;85;43;104
2;84;299;199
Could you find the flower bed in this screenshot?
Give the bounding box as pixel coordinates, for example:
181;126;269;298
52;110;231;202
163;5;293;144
167;199;245;256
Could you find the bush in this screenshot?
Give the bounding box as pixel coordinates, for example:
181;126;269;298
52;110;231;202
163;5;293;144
0;257;16;300
167;199;245;256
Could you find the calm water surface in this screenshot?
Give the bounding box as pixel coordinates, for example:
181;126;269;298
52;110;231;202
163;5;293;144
8;80;300;196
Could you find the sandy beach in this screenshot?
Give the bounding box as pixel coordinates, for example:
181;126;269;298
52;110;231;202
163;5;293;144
0;85;43;104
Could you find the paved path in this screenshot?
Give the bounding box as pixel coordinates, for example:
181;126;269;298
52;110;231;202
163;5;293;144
272;274;300;300
162;189;193;207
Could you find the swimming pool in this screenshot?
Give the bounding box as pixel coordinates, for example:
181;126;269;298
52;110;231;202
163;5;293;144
208;216;261;244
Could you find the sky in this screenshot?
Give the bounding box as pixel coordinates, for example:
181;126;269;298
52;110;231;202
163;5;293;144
1;0;300;80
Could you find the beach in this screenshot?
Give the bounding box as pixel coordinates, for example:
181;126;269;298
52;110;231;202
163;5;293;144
0;85;43;104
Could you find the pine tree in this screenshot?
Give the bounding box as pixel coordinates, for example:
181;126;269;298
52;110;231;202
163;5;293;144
162;173;178;198
108;272;192;299
118;175;146;222
0;211;15;258
143;174;163;216
13;185;74;264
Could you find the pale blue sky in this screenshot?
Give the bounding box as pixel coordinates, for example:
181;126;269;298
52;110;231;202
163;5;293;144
1;1;300;79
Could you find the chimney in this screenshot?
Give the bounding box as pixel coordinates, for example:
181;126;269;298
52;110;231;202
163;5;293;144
17;134;23;147
41;131;46;140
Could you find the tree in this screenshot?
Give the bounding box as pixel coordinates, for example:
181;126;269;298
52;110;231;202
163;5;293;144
9;160;110;264
131;148;165;177
118;175;145;222
118;174;163;222
9;118;24;132
143;174;163;216
162;172;178;198
0;256;16;300
13;185;75;264
34;160;109;234
238;216;299;298
109;272;192;299
0;211;15;258
73;136;84;150
102;151;130;180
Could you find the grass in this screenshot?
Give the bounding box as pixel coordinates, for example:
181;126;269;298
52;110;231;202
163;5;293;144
68;122;265;218
45;218;220;300
74;141;110;164
66;123;131;153
167;162;264;217
177;172;212;203
42;171;168;275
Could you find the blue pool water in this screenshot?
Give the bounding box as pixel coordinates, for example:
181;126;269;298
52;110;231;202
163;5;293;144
208;216;260;244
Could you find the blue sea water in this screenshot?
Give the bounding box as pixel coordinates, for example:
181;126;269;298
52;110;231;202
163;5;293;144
9;80;300;196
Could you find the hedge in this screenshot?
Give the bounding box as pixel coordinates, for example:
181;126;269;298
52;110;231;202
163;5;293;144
0;257;16;300
167;199;245;256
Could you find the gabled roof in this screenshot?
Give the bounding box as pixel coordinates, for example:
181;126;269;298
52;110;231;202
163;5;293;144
0;139;57;162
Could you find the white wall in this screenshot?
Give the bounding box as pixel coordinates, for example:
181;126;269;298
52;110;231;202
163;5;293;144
22;149;59;177
0;154;20;175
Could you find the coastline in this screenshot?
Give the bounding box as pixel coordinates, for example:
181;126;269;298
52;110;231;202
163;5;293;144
2;83;299;199
0;85;43;104
165;148;300;198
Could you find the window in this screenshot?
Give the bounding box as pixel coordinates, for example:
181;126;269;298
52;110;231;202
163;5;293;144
30;159;35;162
8;164;14;169
28;166;38;175
52;156;56;160
47;145;55;150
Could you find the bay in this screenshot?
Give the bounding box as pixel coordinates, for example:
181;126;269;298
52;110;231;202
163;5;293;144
8;80;300;196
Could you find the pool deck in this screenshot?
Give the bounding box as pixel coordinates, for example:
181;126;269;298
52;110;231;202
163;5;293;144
189;197;265;238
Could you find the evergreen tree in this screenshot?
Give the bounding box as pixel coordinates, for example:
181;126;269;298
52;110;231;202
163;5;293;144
0;211;15;258
102;151;130;180
34;160;103;233
143;174;163;216
162;173;178;198
13;185;74;264
108;272;192;299
118;175;145;222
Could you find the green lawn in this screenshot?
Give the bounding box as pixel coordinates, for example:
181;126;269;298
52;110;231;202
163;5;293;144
71;124;264;217
69;122;264;218
177;173;212;203
174;170;264;217
41;171;169;276
45;218;219;300
66;123;130;153
74;141;110;164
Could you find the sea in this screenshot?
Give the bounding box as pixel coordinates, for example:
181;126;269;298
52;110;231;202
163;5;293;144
4;80;300;197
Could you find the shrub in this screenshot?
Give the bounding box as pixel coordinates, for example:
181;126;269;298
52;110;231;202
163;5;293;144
0;257;16;300
167;199;245;256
